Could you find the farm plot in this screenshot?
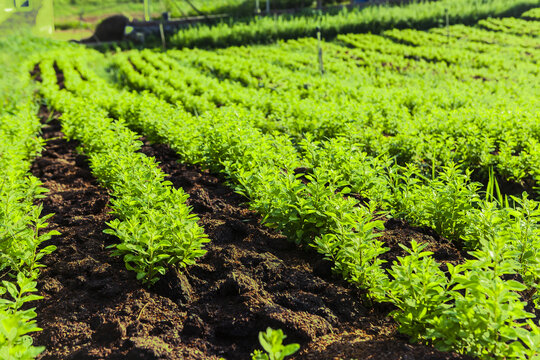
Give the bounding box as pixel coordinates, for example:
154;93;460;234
29;10;540;360
29;114;470;359
27;51;472;360
1;5;539;360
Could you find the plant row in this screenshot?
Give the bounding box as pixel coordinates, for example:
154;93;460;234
37;54;209;287
522;7;540;19
0;60;56;360
169;0;539;48
478;17;540;36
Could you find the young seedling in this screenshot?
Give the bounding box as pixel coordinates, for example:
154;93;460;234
251;328;300;360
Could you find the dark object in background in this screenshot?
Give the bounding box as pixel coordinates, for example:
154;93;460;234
79;15;129;43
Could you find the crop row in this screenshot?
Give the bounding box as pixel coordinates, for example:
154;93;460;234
168;0;539;48
478;17;540;36
43;47;540;358
37;54;209;287
0;61;56;359
522;7;540;19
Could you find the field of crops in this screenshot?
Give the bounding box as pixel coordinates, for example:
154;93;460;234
1;1;540;359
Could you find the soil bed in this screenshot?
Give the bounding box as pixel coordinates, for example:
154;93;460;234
30;109;470;359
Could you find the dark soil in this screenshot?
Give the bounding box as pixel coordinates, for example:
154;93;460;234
52;63;66;90
30;109;471;360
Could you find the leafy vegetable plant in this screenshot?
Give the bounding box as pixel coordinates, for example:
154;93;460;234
251;328;300;360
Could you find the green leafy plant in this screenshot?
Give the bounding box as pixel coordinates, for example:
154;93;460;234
251;328;300;360
384;240;450;341
0;273;45;360
432;234;535;359
388;163;481;242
